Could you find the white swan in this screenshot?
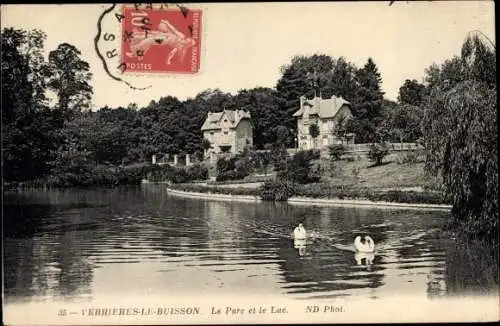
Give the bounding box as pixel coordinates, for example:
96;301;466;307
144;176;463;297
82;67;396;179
292;223;306;240
354;235;375;253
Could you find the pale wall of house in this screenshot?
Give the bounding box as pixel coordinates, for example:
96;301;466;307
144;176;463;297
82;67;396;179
203;116;253;155
204;129;235;153
296;106;354;150
235;120;253;152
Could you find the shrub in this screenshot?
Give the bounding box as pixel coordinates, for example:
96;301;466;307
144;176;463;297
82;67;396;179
259;180;296;201
368;142;390;166
328;144;346;161
185;164;208;181
271;146;289;172
278;149;321;184
216;156;236;174
215;154;253;181
147;164;207;183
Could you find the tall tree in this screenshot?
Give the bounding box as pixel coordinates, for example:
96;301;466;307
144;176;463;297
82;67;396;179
424;56;466;92
349;57;385;143
398;79;428;106
47;43;93;121
461;32;496;87
329;57;358;101
276;62;310;145
1;28;58;182
422;34;497;241
276;54;360;146
235;87;280;149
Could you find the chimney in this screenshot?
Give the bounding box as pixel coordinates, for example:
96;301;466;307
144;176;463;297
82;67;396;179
300;95;306;108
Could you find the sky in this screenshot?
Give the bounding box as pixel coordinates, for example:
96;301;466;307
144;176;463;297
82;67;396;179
2;2;495;110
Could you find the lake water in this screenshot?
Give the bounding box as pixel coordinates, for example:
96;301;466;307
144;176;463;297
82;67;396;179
4;186;499;306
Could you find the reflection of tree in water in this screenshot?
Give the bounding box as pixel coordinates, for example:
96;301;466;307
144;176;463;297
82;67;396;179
4;238;37;302
443;239;499;297
4;192;96;302
388;210;449;299
53;229;94;299
143;195;212;259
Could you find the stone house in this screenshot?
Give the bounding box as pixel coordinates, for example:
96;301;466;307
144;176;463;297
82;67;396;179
293;95;355;150
201;109;253;157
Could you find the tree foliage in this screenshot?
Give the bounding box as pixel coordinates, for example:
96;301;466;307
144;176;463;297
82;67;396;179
47;43;93;119
423;33;497;241
367;142;389;166
1;28;59;181
276;54;360;146
398;79;428;106
348;57;385;143
379;103;424;143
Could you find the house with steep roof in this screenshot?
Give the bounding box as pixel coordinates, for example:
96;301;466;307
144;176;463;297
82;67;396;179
201;109;253;157
293;95;355;150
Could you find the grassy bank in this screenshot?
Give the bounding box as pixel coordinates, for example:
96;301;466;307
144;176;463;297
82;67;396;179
316;152;438;190
167;180;448;205
200;152;438;191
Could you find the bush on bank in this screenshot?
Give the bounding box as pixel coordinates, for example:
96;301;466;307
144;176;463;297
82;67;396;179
147;163;208;183
259;180;296;201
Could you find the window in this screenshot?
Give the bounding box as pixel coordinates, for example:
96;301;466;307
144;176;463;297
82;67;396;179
224;131;228;135
210;131;214;135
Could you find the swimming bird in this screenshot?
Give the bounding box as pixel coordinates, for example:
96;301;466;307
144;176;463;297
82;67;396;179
354;235;375;253
292;223;306;240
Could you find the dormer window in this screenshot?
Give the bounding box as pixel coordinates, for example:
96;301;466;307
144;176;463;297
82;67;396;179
224;119;228;122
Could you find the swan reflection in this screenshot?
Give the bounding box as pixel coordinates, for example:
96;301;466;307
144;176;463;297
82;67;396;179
293;238;307;257
354;252;375;270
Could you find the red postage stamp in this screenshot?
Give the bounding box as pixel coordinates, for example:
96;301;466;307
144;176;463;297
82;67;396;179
120;5;201;74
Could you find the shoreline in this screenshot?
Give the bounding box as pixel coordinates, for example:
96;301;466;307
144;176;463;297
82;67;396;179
165;187;452;211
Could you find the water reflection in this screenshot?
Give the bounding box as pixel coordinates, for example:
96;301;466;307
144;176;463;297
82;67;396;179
354;252;375;267
293;239;307;257
3;186;499;304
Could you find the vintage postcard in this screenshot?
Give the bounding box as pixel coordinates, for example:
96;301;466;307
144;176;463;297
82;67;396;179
2;1;498;325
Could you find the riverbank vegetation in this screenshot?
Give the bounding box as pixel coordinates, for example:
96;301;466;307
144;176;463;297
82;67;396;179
2;26;496;243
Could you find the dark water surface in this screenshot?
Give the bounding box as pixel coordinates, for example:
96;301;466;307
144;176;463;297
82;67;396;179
4;186;499;304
